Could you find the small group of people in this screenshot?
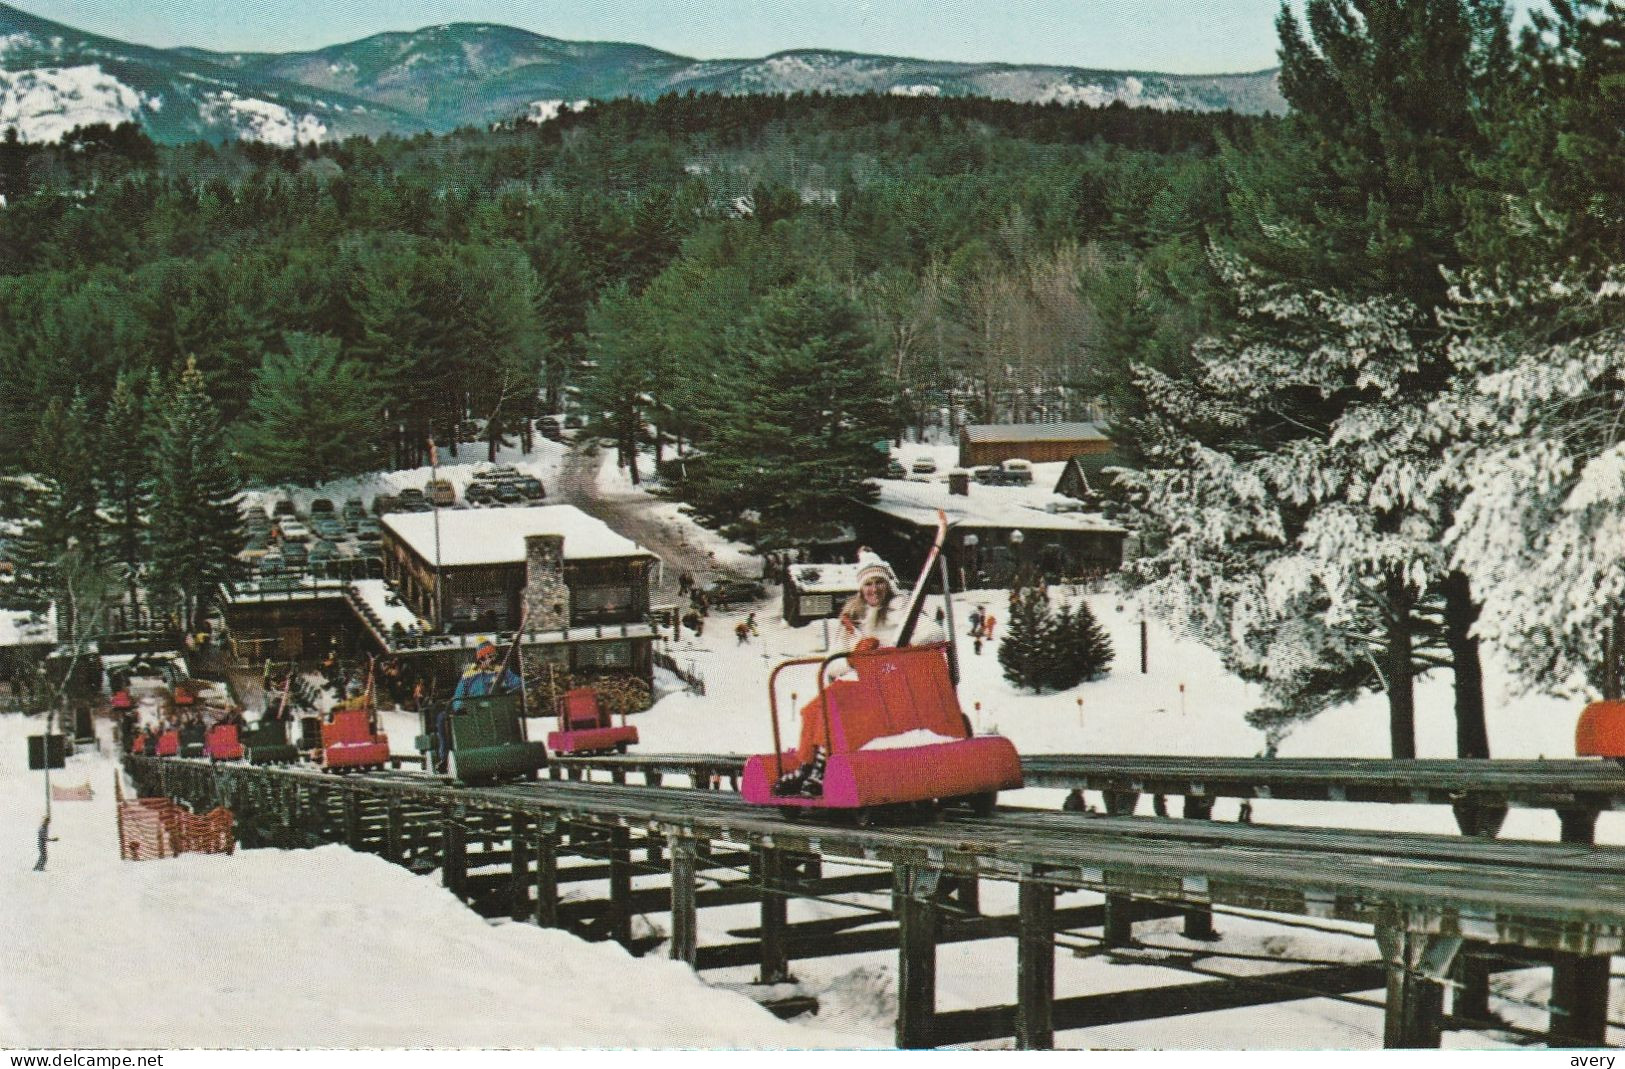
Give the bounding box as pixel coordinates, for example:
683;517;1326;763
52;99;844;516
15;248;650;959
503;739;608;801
734;612;760;644
967;605;998;655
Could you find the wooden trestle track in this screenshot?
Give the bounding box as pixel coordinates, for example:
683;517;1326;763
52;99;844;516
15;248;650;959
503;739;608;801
124;753;1625;1050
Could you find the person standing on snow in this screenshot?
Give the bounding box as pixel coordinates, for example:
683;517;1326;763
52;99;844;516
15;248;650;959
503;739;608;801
435;640;520;773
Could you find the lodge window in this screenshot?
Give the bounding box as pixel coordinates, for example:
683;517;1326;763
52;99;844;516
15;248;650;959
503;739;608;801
799;594;833;616
572;584;634;623
574;641;631;669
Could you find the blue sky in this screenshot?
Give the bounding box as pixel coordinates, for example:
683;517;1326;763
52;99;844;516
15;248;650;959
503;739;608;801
22;1;1302;73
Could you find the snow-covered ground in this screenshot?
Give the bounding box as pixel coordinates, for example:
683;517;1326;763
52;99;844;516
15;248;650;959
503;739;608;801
3;435;1614;1050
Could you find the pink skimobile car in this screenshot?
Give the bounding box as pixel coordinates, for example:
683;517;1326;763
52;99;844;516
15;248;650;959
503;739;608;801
741;641;1021;817
547;687;638;756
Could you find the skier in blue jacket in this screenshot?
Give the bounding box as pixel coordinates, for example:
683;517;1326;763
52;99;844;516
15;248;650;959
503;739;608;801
435;640;521;772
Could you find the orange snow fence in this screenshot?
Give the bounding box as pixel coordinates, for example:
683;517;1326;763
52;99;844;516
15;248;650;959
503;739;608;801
114;774;235;861
50;782;93;802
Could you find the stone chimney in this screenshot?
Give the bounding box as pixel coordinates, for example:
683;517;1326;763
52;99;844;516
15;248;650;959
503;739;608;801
948;470;970;496
523;534;570;631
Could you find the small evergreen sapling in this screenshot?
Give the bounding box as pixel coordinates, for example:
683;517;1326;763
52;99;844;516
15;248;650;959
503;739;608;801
997;585;1054;692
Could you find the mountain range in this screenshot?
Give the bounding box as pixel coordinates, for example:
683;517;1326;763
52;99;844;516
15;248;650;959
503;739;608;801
0;3;1284;146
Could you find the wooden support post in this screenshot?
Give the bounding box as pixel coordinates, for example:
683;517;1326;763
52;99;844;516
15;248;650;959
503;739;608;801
894;863;939;1050
534;823;559;928
1447;803;1506;1024
1378;922;1453;1049
669;834;698;967
342;792;363;852
385;801;404;866
286;783;302;848
609;823;633;948
1101;791;1137;947
647;771;663;788
442;809;467;900
1551;807;1608;1048
757;846;791;984
510;816;532;922
1016;875;1055;1051
1180;796;1217;940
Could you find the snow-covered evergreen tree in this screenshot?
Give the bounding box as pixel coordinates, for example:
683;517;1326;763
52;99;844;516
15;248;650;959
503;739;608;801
1121;0;1511;757
1441;1;1625;701
148;356;243;632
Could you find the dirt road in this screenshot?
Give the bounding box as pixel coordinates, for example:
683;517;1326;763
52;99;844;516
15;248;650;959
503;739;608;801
554;442;762;609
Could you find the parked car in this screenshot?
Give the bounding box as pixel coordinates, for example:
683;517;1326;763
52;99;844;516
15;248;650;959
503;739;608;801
312;516;346;540
396;487;428;509
1000;458;1034;485
465;483;493;506
373;493;399;516
705;578;768;606
886;459;907;479
272;498;297;518
354;520;382;543
309;498;335;516
277;519;312;542
514;476;545;501
910;457;938;476
492;483;524;505
537;416;563;441
423;479;455;507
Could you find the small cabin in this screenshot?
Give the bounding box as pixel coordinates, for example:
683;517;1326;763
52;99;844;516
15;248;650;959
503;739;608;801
959;422;1112;469
782;563;865;627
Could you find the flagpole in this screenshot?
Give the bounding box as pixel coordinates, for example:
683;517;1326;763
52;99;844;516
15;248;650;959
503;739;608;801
429;437;443;633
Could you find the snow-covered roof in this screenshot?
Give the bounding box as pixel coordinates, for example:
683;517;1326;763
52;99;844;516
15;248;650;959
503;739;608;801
869;480;1126;535
961;422;1111;444
350;579;424;632
0;604;54;648
788;560;897;594
382;506;654;567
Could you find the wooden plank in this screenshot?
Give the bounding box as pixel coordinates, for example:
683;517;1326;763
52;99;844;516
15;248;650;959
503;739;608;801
609;824;633;948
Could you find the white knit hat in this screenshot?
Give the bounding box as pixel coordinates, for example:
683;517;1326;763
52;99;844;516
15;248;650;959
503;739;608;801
854;549;897;589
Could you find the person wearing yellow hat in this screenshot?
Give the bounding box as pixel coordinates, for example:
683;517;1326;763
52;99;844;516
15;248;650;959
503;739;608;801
434;640;521;773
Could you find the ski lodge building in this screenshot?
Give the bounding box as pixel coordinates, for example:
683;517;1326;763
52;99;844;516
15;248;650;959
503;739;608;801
222;505;661;694
854;477;1126;593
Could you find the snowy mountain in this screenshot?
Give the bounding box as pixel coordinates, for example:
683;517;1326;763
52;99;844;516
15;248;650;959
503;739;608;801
0;4;1284;146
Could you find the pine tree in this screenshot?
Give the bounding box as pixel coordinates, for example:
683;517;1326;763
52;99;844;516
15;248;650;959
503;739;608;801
998;586;1056;693
684;280;898;550
1126;0;1511;758
1050;599;1114;687
148;356;243;632
100;370;152;606
235;333;384;486
1442;2;1625;700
